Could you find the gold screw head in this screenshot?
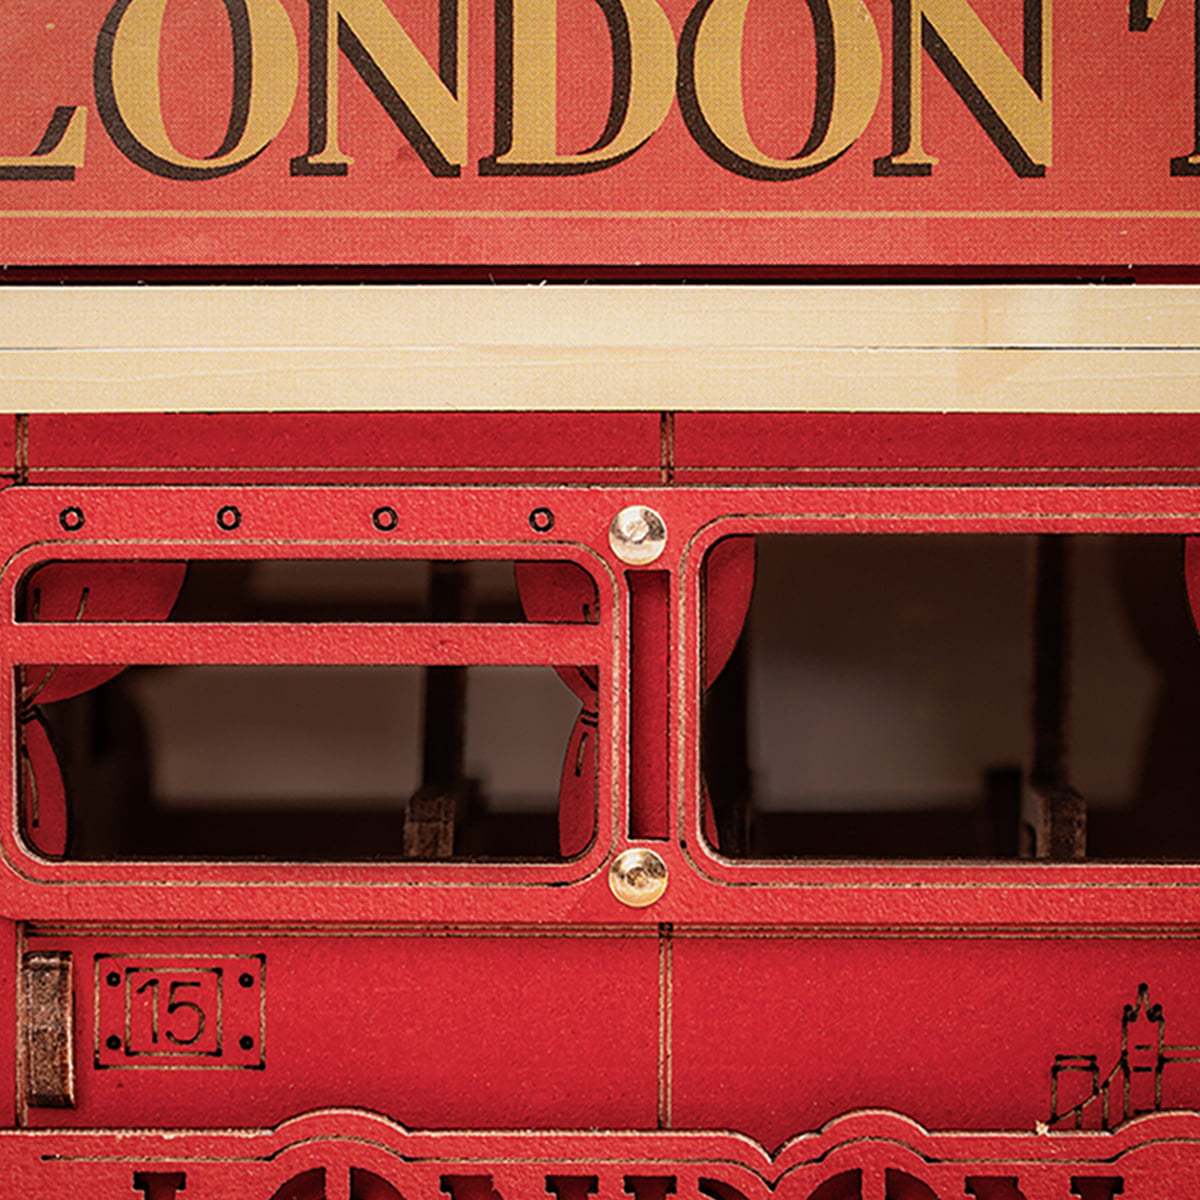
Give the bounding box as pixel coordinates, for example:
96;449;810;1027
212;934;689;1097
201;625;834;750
609;848;669;908
608;505;667;566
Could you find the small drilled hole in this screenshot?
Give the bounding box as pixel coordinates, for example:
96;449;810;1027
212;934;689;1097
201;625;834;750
59;506;85;532
529;506;555;534
216;505;241;532
372;506;398;532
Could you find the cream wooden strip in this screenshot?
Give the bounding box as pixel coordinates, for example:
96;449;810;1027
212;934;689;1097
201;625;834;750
0;284;1198;352
4;346;1200;412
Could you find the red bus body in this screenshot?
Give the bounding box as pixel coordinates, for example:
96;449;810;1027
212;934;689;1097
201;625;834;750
0;408;1198;1197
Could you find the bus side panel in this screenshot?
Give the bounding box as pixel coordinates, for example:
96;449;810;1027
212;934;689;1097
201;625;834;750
22;931;663;1131
671;934;1200;1146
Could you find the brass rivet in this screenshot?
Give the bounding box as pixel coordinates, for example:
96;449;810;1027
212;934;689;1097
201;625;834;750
608;848;669;908
608;505;667;566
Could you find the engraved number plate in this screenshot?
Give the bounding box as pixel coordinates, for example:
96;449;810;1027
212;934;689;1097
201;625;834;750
94;955;265;1070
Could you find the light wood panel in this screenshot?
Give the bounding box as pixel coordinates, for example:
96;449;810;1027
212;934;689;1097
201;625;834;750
2;285;1197;412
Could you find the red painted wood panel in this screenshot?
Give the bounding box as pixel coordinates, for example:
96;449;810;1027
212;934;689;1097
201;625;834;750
0;423;1195;1192
674;414;1200;485
0;0;1197;266
26;413;664;485
2;1112;1192;1199
25;931;663;1131
671;935;1200;1147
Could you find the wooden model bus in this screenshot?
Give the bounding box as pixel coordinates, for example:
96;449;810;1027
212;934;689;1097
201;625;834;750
0;285;1197;1197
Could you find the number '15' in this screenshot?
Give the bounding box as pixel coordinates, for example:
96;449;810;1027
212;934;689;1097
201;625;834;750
135;978;207;1047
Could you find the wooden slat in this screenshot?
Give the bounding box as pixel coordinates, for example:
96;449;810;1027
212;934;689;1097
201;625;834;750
3;285;1200;413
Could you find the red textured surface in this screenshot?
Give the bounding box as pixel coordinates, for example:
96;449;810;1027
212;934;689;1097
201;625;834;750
0;478;1196;927
19;560;186;698
1;412;1200;1191
515;562;601;855
26;931;661;1132
629;570;671;839
674;413;1200;485
670;935;1200;1146
25;412;1200;487
19;719;66;858
25;413;665;485
22;926;1200;1148
1;1111;1192;1197
1;0;1200;266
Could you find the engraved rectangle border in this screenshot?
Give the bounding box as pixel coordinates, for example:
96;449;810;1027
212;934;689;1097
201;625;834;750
119;966;224;1060
93;953;266;1071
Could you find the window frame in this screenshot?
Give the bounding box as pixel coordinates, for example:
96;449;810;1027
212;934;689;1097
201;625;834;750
677;490;1200;919
6;481;1200;929
0;485;622;922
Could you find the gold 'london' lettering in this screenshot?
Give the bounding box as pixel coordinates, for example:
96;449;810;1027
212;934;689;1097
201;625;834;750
0;0;1192;182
